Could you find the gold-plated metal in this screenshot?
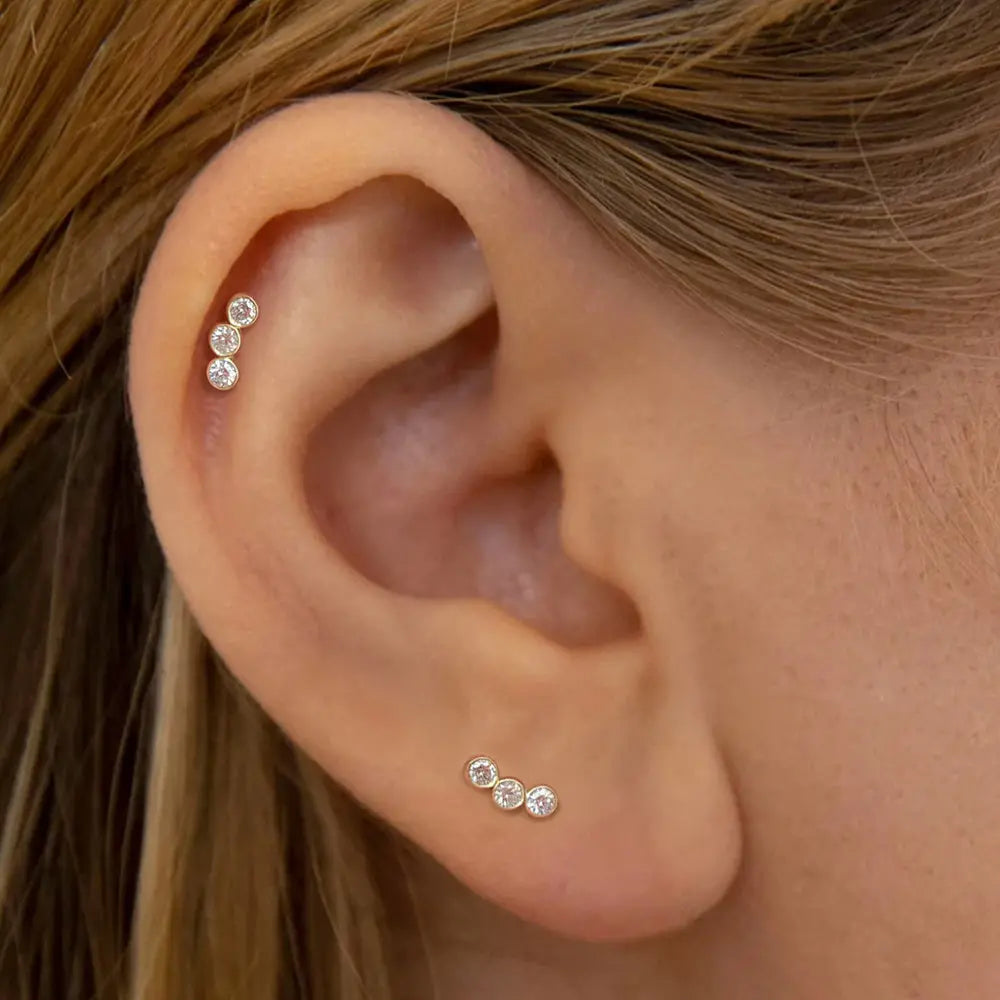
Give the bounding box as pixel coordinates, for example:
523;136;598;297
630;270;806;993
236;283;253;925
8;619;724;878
492;776;526;811
525;784;559;819
206;357;239;391
464;756;559;818
209;323;241;357
207;293;257;390
226;294;259;328
465;755;499;790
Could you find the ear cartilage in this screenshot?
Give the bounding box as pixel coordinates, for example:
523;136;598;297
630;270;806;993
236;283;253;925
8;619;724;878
206;293;258;391
464;756;559;819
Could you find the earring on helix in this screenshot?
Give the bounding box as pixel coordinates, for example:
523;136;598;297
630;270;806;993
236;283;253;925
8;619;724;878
206;293;259;391
465;756;559;820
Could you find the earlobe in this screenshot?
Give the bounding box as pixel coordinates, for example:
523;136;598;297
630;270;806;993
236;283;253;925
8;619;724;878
129;93;743;943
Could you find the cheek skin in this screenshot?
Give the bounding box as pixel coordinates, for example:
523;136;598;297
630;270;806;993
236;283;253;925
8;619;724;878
669;354;1000;996
571;293;1000;996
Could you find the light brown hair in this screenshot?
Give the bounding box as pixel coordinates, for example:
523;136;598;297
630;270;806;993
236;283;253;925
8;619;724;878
3;1;999;997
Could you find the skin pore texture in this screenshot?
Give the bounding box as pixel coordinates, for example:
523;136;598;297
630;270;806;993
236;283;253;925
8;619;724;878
129;93;1000;999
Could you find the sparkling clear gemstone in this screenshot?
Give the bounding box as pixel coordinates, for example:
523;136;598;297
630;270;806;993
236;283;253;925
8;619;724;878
467;756;498;789
227;294;258;328
525;785;558;819
492;778;525;811
209;323;241;357
207;357;239;390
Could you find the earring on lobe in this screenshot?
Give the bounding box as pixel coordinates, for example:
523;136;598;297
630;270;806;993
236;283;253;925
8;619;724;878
206;293;259;390
465;755;559;819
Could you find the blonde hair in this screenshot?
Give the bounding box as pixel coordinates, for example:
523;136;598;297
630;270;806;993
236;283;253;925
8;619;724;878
2;1;1000;996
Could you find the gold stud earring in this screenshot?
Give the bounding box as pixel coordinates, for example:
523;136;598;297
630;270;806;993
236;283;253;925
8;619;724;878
464;756;559;819
206;293;258;390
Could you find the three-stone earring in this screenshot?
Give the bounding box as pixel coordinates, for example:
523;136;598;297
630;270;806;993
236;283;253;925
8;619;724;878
206;293;259;391
465;755;559;819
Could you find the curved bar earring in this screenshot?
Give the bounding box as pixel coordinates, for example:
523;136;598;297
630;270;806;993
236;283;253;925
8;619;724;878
206;293;258;390
464;755;559;819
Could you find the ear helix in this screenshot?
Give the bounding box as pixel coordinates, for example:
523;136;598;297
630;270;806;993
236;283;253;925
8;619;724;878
206;293;259;390
465;755;559;820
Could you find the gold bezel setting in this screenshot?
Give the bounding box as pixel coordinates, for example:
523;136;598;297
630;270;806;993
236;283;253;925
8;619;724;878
492;777;526;811
464;755;559;818
226;293;259;328
466;755;499;790
209;323;242;357
207;293;257;390
525;784;559;819
206;356;239;391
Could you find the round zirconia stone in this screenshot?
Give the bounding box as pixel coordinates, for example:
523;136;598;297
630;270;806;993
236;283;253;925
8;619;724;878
492;778;525;811
525;785;558;819
207;357;239;391
209;323;241;357
226;294;259;328
466;756;499;789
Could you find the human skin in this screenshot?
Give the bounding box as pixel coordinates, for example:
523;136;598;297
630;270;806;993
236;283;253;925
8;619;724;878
398;345;1000;999
129;93;1000;998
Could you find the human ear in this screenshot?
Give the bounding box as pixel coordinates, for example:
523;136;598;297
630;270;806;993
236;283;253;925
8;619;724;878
128;93;741;941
